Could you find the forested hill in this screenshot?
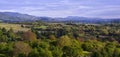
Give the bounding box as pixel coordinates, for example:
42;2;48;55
0;12;120;24
0;12;38;22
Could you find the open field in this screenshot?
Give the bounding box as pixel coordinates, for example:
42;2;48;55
0;23;30;32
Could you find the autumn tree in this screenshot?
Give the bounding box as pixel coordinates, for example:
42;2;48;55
13;41;31;57
22;31;37;41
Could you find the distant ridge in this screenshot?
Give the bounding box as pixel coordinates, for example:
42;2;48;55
0;12;120;24
0;12;38;22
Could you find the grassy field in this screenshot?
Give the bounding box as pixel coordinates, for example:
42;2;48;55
0;23;30;32
34;25;47;29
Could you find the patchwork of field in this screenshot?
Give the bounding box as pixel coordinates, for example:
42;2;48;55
0;23;30;32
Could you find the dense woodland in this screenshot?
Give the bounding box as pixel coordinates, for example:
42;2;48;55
0;22;120;57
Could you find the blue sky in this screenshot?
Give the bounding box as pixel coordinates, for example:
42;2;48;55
0;0;120;18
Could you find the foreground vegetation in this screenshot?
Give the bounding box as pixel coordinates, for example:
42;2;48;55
0;22;120;57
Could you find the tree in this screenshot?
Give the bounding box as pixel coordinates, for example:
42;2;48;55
1;28;7;33
62;46;84;57
52;47;63;57
0;35;8;42
49;35;56;40
113;48;120;57
101;48;109;57
13;42;31;57
28;48;39;57
0;54;6;57
22;31;37;41
0;42;13;57
82;40;104;52
21;25;24;28
92;51;102;57
18;53;26;57
101;29;109;35
57;35;72;47
39;49;53;57
104;42;116;57
7;28;16;41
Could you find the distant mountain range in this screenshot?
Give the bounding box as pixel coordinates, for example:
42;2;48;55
0;12;120;24
0;12;38;22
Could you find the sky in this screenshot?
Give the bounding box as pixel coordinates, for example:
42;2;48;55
0;0;120;18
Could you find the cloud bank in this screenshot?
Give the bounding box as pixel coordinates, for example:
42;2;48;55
0;0;120;18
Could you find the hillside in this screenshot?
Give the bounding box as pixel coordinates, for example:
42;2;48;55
0;12;38;22
0;12;120;24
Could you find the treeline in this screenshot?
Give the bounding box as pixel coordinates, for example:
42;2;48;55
0;23;120;57
32;23;120;42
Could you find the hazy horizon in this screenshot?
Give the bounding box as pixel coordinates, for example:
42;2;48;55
0;0;120;18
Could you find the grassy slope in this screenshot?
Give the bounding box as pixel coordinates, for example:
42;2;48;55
0;23;30;32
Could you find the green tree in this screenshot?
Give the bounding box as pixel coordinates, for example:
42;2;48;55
0;35;8;42
52;47;63;57
92;51;102;57
0;42;13;57
49;35;56;41
62;46;84;57
7;28;16;41
38;48;53;57
82;40;104;52
1;28;7;33
104;42;117;57
57;35;72;47
28;48;39;57
113;48;120;57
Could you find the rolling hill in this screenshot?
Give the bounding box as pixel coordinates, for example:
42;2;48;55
0;12;120;24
